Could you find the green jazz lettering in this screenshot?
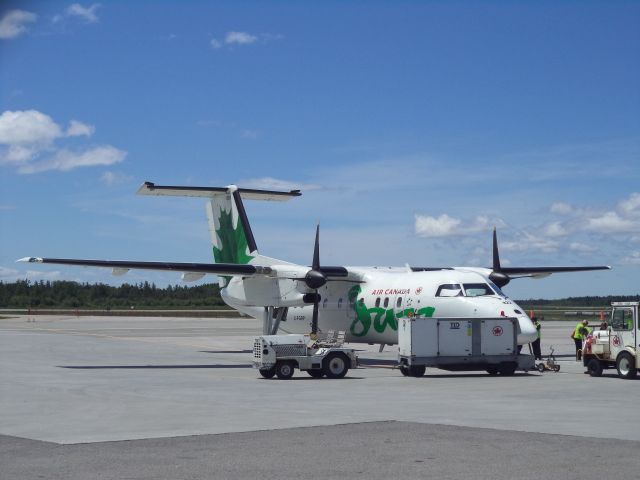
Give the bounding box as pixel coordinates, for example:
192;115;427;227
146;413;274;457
348;285;435;337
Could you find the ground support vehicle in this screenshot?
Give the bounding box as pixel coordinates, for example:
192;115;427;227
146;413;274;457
583;302;639;379
536;346;561;373
253;332;358;380
398;317;535;377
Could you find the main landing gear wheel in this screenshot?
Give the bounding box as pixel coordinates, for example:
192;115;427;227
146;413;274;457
306;370;324;378
616;352;637;380
275;361;295;380
399;365;409;377
259;367;276;379
408;365;426;377
323;352;349;379
587;359;603;377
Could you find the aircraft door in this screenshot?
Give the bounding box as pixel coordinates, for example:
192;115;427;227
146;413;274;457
610;306;636;354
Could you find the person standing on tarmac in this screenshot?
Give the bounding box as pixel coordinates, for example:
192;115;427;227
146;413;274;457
571;319;590;361
531;317;542;360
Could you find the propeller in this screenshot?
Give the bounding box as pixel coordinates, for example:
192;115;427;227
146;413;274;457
488;227;511;288
303;224;326;336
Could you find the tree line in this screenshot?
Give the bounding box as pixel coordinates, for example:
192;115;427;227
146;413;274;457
518;295;640;307
0;280;225;309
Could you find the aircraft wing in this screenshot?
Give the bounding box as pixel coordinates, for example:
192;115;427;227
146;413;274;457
497;266;610;276
16;257;352;281
17;257;273;281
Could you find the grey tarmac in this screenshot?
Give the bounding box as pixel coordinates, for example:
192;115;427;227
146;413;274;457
1;315;639;479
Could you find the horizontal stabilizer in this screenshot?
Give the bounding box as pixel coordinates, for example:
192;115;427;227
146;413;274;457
137;182;301;201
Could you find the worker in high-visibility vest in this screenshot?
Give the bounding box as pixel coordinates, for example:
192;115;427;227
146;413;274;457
571;319;590;361
532;317;542;360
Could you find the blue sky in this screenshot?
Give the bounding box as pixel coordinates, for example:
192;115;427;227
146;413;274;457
1;1;639;299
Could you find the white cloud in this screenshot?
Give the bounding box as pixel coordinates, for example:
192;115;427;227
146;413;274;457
619;192;640;217
67;3;101;23
225;31;257;45
0;110;62;146
211;31;275;50
26;270;62;280
0;266;19;277
238;176;321;192
621;251;640;265
0;110;125;174
550;202;573;215
66;120;95;137
415;214;460;237
240;129;259;140
569;242;597;254
543;221;568;237
18;145;126;174
415;214;502;238
100;170;133;186
1;145;41;165
0;9;37;39
584;211;637;233
501;233;559;254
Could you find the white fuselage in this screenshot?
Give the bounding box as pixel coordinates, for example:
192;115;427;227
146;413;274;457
222;268;538;346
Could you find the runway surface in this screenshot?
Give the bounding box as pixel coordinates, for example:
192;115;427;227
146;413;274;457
1;315;638;479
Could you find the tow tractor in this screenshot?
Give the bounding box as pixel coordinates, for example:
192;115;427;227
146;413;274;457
253;331;358;380
583;302;639;379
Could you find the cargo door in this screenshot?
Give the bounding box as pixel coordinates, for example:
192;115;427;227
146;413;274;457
437;319;472;356
400;317;437;357
481;318;516;355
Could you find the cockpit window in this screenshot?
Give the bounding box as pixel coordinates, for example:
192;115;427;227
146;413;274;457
463;283;495;297
487;280;506;298
436;284;463;297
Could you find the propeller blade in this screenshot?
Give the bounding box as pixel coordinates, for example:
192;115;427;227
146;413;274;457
490;227;510;287
492;227;501;271
304;224;327;289
311;300;319;335
312;224;320;271
309;224;324;336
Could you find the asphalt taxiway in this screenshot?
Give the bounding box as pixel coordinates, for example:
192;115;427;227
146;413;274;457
1;315;638;479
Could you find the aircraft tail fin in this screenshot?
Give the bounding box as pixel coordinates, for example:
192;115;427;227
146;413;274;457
137;182;301;276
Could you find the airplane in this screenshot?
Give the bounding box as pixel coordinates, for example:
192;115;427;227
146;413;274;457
19;182;610;354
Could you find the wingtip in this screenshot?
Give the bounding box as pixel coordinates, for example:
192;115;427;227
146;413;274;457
16;257;41;263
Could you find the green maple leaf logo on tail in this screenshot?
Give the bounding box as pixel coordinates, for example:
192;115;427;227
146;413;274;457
212;207;255;284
